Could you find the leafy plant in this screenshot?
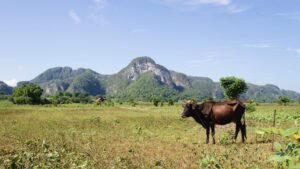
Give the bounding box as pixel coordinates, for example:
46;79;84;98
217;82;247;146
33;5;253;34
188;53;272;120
256;127;300;168
197;154;223;169
270;130;300;168
219;130;234;145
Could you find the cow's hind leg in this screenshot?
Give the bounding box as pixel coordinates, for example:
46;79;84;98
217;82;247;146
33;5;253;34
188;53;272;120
241;123;246;143
206;127;210;144
233;121;241;143
211;124;216;144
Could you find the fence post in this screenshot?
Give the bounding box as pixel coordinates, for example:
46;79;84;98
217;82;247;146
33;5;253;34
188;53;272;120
272;109;276;151
273;109;276;127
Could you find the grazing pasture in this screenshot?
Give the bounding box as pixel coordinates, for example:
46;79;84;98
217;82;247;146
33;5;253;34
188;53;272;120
0;101;299;168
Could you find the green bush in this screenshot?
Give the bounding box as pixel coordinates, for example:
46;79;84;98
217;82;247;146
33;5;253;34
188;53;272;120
277;96;291;106
220;76;248;100
13;96;33;105
153;98;160;107
11;84;43;105
168;99;174;106
50;92;93;105
245;103;256;113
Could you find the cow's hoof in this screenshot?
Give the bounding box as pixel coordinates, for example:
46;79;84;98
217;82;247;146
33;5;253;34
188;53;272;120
232;139;236;144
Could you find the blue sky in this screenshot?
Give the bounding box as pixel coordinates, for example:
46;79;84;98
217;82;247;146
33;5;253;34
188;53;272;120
1;0;300;92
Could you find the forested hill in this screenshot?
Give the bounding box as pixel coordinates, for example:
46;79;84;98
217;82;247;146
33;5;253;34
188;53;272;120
0;81;13;95
13;56;300;102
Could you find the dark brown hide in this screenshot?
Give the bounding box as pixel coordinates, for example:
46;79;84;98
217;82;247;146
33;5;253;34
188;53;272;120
181;100;246;144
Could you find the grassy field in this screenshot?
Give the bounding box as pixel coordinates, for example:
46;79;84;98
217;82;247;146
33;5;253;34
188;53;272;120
0;101;299;169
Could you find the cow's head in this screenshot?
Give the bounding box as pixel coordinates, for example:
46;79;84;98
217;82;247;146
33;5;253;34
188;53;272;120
181;100;197;118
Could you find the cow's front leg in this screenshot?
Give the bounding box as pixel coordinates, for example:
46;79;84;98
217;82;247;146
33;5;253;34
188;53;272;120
211;124;216;144
206;127;210;144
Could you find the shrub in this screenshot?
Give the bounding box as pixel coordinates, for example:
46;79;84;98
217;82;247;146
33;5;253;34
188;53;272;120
277;96;291;106
11;84;43;105
168;99;174;106
245;102;256;113
50;92;93;105
220;76;248;100
153;98;160;107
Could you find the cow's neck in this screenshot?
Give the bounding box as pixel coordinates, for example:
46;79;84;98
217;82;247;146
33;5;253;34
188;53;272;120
191;108;208;128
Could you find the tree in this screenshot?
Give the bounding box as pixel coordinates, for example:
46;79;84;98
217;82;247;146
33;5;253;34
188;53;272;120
153;98;160;107
11;84;43;104
168;99;174;106
220;76;248;100
298;98;300;105
277;96;290;106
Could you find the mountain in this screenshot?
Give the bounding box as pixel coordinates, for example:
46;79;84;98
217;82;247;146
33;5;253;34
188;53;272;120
27;67;105;96
23;56;300;102
0;81;13;95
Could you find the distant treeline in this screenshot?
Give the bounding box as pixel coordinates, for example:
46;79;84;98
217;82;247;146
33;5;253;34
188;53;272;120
1;83;300;106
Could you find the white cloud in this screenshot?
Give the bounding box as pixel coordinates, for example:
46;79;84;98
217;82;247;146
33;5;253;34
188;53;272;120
275;12;298;16
157;0;231;6
89;0;109;25
94;0;107;9
275;12;300;22
286;48;300;56
242;43;273;48
183;0;231;6
227;4;249;13
153;0;249;14
68;10;81;24
4;78;17;87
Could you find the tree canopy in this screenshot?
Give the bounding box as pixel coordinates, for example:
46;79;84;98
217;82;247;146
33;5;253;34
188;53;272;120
220;76;248;100
11;84;43;104
277;96;291;106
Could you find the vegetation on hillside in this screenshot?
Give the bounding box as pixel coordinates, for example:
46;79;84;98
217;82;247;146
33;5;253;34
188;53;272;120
0;81;13;95
116;72;178;101
3;57;300;102
67;72;105;96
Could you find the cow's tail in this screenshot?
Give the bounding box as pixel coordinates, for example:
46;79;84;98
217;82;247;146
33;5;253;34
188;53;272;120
241;113;247;139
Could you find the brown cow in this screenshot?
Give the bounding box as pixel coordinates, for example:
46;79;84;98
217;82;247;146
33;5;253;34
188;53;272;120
181;100;246;144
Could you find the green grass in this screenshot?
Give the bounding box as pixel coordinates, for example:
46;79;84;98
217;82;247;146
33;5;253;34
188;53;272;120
0;102;299;168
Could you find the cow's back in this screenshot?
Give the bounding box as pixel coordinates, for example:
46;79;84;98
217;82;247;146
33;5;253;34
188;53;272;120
211;102;243;125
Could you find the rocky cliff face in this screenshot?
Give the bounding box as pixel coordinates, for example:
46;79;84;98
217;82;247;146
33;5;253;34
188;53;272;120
170;71;191;88
41;80;69;95
120;57;174;86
